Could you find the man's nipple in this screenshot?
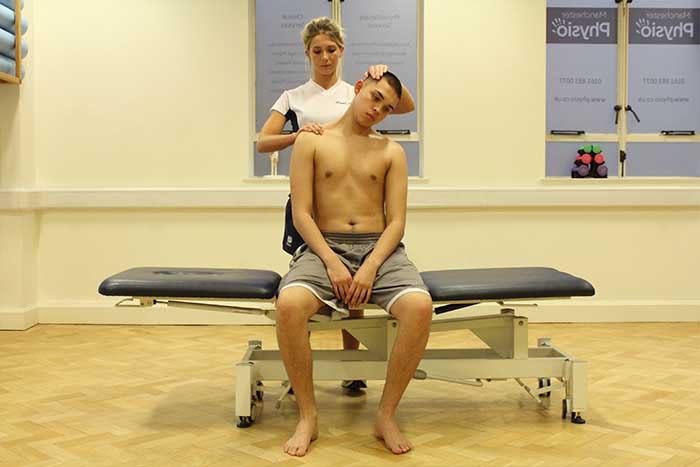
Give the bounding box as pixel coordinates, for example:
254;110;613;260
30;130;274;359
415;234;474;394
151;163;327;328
325;170;333;178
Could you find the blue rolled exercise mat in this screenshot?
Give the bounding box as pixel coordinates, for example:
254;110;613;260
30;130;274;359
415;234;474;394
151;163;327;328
0;4;28;34
0;0;24;11
0;53;24;78
0;26;27;59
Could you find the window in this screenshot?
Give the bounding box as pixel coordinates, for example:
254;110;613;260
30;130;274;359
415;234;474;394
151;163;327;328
545;0;699;177
251;0;422;178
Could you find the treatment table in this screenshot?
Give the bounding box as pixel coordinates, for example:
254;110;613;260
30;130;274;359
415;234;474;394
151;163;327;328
99;266;594;427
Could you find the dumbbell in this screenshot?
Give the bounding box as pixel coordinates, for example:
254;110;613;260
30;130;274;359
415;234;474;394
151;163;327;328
593;164;608;178
579;145;593;155
589;153;607;176
574;153;592;166
571;165;590;178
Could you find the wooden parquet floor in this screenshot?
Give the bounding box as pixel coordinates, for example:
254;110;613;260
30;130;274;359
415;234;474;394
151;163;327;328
1;322;699;467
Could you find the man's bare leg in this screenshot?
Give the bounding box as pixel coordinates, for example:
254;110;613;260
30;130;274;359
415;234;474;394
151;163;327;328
373;292;433;454
275;286;325;457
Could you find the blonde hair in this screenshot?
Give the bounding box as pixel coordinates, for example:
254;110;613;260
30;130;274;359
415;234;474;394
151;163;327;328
301;17;345;50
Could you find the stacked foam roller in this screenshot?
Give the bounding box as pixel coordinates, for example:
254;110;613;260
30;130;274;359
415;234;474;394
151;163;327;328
0;0;27;80
571;145;608;178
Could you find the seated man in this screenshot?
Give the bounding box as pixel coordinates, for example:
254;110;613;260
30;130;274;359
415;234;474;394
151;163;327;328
275;72;433;457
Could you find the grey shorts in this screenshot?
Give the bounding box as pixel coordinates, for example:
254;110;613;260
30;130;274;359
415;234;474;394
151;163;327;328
277;232;430;318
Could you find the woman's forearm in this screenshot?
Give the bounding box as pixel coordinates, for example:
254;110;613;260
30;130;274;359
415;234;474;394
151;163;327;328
256;132;297;153
393;84;415;115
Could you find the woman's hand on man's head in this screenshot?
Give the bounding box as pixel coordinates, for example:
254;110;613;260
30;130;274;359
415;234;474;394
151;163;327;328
363;64;389;81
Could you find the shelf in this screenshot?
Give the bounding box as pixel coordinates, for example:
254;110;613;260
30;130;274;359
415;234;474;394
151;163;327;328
0;71;20;84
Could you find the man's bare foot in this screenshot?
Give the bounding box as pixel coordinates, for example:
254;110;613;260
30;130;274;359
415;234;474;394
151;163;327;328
374;416;412;454
283;417;318;457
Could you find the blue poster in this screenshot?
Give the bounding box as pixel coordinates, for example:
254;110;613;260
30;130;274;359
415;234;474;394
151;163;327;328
546;1;619;134
342;0;418;132
627;0;700;133
255;0;331;132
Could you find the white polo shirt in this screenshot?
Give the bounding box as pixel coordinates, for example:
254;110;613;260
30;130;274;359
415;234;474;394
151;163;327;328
270;79;355;130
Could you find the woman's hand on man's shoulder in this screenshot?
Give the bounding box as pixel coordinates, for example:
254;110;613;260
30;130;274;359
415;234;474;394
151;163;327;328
295;122;324;138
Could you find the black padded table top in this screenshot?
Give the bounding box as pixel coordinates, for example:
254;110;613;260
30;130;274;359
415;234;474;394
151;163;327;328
99;267;282;300
421;267;594;301
99;266;594;301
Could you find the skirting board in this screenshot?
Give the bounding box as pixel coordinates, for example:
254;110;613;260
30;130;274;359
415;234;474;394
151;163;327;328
0;308;39;330
1;300;698;330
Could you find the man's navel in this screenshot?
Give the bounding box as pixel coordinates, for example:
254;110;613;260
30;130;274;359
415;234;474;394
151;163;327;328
324;170;333;178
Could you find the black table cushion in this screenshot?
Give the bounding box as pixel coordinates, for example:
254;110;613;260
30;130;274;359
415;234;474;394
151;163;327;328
99;267;282;300
421;267;594;301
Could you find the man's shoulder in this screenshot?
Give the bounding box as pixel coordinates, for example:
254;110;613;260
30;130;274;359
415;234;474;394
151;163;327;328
294;131;322;149
374;137;404;158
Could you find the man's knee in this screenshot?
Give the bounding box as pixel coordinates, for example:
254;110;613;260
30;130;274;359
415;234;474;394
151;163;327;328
276;287;322;326
391;293;433;329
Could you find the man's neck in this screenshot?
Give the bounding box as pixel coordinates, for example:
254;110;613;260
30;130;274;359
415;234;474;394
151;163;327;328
312;74;338;90
331;109;374;137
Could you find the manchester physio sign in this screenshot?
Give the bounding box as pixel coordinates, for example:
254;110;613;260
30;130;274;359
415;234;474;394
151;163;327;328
547;8;617;44
627;5;700;133
546;5;618;136
630;8;700;44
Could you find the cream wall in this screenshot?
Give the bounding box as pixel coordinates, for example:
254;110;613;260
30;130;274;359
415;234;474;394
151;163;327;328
423;0;547;186
1;0;698;329
34;0;250;188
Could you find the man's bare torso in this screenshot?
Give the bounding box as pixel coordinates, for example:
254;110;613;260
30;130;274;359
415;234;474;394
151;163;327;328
311;128;395;233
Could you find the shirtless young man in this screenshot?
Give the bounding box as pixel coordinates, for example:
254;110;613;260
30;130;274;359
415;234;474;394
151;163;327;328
275;72;433;457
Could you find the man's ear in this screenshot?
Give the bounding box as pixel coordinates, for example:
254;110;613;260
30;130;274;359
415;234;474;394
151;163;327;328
354;79;364;95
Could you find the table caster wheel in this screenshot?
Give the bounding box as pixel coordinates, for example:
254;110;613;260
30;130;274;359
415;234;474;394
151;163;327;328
237;416;254;428
237;400;259;428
